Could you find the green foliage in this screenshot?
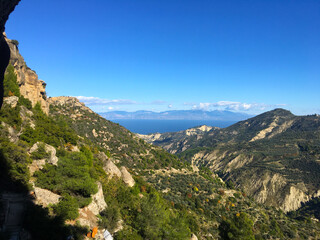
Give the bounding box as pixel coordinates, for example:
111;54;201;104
0;139;31;192
3;64;20;97
11;39;19;47
30;142;50;159
18;95;32;109
219;213;255;240
0;103;22;130
53;195;79;221
20;103;78;147
99;205;121;232
35;151;98;203
101;176;192;240
24;201;87;240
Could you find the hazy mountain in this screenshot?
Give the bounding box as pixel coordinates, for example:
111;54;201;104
99;109;253;121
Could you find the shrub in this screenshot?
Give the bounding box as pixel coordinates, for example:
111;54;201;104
219;212;255;240
53;195;79;221
3;64;20;97
30;143;50;160
99;205;121;232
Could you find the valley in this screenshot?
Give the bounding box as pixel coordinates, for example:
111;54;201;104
0;36;320;239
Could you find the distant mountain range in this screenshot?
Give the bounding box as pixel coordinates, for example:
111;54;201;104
99;110;253;121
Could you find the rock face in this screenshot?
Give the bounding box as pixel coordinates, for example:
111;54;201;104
48;96;94;114
5;37;49;114
120;166;135;187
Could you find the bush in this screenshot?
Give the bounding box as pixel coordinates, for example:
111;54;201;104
19;95;32;109
30;142;50;160
35;151;98;202
99;205;121;232
53;195;79;221
11;39;19;47
3;64;20;97
219;212;255;240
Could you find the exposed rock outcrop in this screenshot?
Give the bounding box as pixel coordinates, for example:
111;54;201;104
5;37;49;114
120;166;135;187
104;159;122;178
3;96;18;107
48;96;95;115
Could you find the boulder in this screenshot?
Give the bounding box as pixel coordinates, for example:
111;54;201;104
120;166;135;187
33;187;61;207
190;233;198;240
103;159;121;178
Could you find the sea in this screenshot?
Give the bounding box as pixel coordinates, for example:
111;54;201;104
110;119;236;134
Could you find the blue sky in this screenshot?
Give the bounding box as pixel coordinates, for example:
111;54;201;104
5;0;320;115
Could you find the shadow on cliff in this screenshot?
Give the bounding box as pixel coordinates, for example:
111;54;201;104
0;36;10;108
0;151;87;240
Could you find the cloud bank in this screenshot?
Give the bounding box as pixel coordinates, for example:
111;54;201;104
187;101;286;112
76;96;137;105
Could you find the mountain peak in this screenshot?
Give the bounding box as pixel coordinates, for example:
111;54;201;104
268;108;294;116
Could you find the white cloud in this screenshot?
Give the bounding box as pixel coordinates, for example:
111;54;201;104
168;104;173;108
76;96;137;105
190;101;286;112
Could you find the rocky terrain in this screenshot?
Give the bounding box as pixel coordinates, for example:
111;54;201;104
140;109;320;213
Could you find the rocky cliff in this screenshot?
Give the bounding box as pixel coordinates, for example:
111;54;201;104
5;36;49;114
